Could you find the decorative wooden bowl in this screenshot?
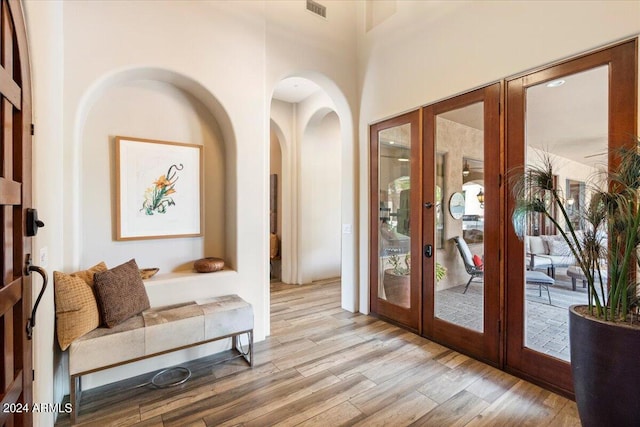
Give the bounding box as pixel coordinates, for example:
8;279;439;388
140;268;159;279
194;257;225;273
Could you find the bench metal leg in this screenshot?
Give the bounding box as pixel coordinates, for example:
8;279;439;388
70;374;81;425
233;330;254;367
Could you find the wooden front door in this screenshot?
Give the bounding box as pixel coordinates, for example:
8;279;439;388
0;1;34;425
421;83;502;366
505;39;637;397
370;110;422;331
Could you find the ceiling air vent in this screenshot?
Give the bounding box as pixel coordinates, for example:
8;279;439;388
306;0;326;19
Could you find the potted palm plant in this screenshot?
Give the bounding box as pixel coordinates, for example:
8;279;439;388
510;142;640;427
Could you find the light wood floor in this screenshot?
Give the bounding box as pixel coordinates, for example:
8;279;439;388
56;279;581;426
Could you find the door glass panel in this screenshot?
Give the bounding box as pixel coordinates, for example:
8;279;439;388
434;103;484;332
524;66;608;361
378;124;412;308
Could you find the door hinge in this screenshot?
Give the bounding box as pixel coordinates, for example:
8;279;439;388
31;123;34;136
32;369;35;381
498;320;501;334
498;174;503;187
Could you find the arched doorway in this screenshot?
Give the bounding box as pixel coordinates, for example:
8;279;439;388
269;75;356;311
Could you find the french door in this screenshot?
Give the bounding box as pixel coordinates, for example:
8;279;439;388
370;110;421;331
505;40;637;396
369;38;637;397
421;84;502;365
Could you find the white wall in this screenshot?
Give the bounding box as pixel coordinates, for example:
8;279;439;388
81;79;226;271
303;111;342;281
357;0;640;313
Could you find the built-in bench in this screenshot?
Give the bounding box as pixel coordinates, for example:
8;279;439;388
68;294;253;424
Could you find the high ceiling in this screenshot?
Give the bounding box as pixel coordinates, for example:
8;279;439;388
274;67;610;169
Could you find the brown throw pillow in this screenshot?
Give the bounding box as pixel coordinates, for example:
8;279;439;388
54;262;107;351
94;259;150;327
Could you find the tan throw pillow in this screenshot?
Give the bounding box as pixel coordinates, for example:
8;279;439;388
54;262;107;351
94;259;150;328
72;262;107;287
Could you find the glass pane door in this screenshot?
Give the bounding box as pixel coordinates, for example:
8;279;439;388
523;66;608;361
422;84;501;364
378;123;412;308
505;40;637;395
370;110;420;331
434;104;485;333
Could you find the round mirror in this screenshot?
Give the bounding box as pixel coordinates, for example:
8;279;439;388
449;192;465;219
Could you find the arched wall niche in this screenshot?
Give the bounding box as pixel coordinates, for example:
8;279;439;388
72;67;238;275
268;71;358;312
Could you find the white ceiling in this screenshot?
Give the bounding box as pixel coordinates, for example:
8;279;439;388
526;65;608;167
272;77;322;103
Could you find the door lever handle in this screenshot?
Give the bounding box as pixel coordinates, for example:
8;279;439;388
25;255;48;340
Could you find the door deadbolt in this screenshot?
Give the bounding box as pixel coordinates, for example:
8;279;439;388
424;244;433;258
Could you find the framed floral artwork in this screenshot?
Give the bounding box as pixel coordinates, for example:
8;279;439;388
115;136;203;240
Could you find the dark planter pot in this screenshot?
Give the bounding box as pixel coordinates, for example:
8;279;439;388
383;270;410;308
569;305;640;427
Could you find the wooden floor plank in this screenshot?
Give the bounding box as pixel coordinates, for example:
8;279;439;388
205;371;342;426
160;369;303;426
55;280;579;427
465;380;577;427
410;390;490;427
418;357;494;404
352;391;438;426
350;360;448;415
243;373;376;427
294;401;363;427
139;362;281;420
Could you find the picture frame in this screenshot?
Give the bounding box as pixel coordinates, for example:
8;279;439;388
115;136;203;241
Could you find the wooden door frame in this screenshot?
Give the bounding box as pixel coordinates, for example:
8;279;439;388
0;0;34;426
421;83;502;366
369;109;422;332
505;39;638;397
